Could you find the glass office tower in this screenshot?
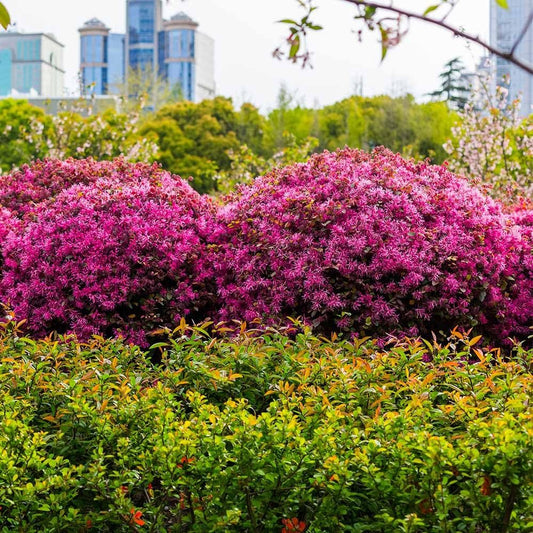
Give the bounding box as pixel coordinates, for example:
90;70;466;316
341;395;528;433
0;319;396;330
490;0;533;116
79;18;108;94
159;13;196;100
79;2;214;102
79;18;125;95
127;0;162;73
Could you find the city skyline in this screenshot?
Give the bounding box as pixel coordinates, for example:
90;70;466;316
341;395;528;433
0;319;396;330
79;0;215;102
4;0;494;111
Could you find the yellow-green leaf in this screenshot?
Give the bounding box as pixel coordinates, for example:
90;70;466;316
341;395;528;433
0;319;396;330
0;3;10;30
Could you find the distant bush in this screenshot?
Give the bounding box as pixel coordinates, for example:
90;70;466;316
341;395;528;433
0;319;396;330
0;161;215;346
0;322;531;531
214;147;533;342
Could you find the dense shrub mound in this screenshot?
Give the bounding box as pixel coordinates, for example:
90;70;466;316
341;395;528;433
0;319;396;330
1;169;215;346
0;326;531;531
0;158;169;216
214;147;533;341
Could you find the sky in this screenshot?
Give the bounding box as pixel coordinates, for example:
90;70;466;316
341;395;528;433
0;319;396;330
4;0;491;111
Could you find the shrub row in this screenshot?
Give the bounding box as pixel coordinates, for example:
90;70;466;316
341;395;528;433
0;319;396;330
0;320;531;531
0;149;532;346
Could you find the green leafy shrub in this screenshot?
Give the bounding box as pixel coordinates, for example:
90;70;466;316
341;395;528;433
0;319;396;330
0;317;531;531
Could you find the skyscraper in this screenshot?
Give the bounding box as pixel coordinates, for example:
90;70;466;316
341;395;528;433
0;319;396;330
0;31;64;97
159;12;215;101
490;0;533;116
79;1;214;102
126;0;162;73
79;18;125;94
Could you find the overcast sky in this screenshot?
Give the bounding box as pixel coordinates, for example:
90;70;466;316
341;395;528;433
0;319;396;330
5;0;490;111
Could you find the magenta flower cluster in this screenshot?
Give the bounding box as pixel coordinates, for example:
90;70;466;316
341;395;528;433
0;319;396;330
0;150;531;346
213;148;533;341
0;159;215;346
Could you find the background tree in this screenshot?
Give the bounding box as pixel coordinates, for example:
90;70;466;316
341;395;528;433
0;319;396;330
444;74;533;201
0;99;52;173
139;96;263;193
110;66;183;113
428;57;470;110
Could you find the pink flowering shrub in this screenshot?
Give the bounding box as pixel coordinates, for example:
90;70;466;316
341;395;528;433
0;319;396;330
213;148;533;341
0;207;19;271
1;168;215;346
0;158;167;217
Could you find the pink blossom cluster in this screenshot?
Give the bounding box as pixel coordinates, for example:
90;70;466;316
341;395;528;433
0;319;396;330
0;161;215;346
213;148;533;341
0;151;531;345
0;158;167;217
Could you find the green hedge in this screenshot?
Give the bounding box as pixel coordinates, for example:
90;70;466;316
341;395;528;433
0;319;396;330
0;318;531;532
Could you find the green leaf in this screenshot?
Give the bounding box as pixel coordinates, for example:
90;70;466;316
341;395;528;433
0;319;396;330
0;2;10;30
278;19;299;25
423;5;439;16
380;27;389;61
289;35;301;59
495;0;509;7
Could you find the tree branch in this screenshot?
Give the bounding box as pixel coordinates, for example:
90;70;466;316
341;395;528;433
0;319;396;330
343;0;533;75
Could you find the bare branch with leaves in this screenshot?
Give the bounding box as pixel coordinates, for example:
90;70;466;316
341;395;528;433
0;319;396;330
277;0;533;75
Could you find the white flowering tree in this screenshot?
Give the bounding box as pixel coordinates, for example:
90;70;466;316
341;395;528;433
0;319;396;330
444;73;533;201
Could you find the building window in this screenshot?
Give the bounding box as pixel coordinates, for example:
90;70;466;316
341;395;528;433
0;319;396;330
128;1;155;45
16;39;41;61
81;35;107;63
167;29;194;59
129;48;154;70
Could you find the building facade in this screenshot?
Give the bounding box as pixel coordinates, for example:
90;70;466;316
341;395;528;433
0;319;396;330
0;31;64;97
79;18;125;94
79;1;214;102
490;0;533;116
159;12;215;101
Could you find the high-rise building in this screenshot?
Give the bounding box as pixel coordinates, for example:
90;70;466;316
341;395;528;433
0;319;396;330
126;0;162;73
0;31;64;97
159;12;215;101
79;1;214;102
79;18;125;94
490;0;533;116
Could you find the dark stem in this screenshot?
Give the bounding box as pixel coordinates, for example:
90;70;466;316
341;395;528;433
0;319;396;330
501;484;518;533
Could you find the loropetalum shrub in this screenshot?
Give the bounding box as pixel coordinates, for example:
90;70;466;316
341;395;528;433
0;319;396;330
0;168;215;346
0;157;167;217
213;147;533;342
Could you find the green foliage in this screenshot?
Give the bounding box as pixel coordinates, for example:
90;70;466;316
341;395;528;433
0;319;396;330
0;99;52;173
316;94;455;162
428;57;470;111
0;2;9;29
0;315;531;531
217;133;319;194
49;106;158;162
0;98;158;174
140;97;264;193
